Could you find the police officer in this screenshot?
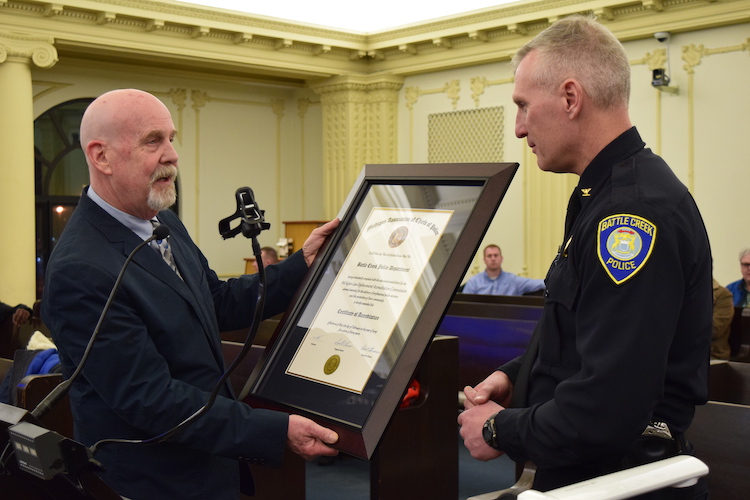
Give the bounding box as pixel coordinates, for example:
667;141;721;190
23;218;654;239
458;15;711;499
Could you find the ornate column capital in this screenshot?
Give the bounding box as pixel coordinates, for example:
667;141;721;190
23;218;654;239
309;73;404;96
0;31;58;68
309;73;403;217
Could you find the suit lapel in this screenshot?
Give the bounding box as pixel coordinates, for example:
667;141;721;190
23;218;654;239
151;220;228;373
166;234;234;394
79;197;226;373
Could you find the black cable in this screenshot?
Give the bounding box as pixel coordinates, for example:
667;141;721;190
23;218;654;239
0;441;14;472
31;231;166;421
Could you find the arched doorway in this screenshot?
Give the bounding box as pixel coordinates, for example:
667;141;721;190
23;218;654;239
34;98;92;298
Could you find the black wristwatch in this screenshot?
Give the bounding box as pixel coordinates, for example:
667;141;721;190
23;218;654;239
482;412;499;449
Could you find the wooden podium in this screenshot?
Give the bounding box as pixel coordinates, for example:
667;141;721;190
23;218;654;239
244;221;327;274
283;221;328;254
246;335;459;500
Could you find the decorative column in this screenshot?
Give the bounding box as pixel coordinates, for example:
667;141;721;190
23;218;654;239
310;74;403;218
0;32;57;302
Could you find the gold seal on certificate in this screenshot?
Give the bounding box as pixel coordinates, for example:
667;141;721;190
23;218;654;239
324;355;341;375
388;226;409;248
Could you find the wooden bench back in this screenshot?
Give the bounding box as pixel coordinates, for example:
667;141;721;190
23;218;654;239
16;373;73;438
729;307;750;361
436;296;542;391
686;361;750;499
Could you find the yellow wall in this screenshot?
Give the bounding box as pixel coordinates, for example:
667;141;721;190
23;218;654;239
1;0;747;295
30;59;326;279
399;23;750;286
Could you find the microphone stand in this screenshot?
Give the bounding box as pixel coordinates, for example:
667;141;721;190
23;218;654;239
217;186;271;352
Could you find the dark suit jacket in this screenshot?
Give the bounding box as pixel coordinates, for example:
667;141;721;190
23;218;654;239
42;191;309;499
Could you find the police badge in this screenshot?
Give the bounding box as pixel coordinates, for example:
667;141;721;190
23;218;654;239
597;214;656;284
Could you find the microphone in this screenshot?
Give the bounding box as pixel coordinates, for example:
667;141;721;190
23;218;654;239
31;224;169;420
152;223;170;241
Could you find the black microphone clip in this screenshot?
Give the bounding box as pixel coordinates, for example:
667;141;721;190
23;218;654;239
218;187;270;239
152;223;170;241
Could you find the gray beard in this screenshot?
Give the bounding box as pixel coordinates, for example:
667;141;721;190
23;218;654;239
147;184;176;212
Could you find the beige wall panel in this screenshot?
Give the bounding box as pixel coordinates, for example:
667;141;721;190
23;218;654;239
398;61;550;284
686;26;749;287
622;24;749;287
397;22;750;287
195;97;281;275
398;60;573;284
12;0;750;289
278;92;324;225
293;95;325;221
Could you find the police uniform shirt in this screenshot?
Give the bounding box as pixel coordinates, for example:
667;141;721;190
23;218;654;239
494;127;713;484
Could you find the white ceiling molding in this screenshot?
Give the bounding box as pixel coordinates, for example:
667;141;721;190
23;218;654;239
0;0;748;84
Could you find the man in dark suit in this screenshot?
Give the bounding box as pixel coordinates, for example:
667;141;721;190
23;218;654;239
42;89;339;499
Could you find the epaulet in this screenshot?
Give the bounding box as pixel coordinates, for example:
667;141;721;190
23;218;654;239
610;157;637;205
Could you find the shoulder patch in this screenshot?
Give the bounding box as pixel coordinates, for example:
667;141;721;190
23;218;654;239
597;214;656;285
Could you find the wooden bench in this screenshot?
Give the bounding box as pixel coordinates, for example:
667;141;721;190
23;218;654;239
16;372;73;438
707;360;750;405
9;337;461;500
685;361;750;500
435;294;542;391
0;356;12;383
221;313;283;346
220;341;266;397
9;341;268;438
728;307;750;362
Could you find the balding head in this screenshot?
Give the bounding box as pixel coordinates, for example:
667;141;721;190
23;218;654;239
81;89;170;155
81;89;179;219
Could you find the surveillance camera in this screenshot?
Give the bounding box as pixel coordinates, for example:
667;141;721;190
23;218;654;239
652;68;671;87
654;32;671;43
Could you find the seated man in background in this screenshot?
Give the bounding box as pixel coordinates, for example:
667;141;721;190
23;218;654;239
0;301;32;327
726;247;750;307
462;244;545;296
252;246;280;273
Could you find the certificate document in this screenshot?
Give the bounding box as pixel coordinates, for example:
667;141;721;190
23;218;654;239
286;207;454;393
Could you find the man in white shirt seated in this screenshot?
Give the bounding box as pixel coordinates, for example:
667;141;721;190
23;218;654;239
462;244;545;296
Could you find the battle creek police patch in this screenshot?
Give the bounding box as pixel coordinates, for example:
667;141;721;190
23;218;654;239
597;214;656;285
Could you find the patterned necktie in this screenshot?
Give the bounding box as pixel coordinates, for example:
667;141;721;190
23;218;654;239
150;219;179;275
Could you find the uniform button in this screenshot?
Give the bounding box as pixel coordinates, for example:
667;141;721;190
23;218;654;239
544;290;549;297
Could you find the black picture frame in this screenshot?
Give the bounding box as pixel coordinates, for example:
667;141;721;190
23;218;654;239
242;163;518;459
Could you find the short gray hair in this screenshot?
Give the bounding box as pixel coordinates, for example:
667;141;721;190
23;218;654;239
739;248;750;261
511;15;630;109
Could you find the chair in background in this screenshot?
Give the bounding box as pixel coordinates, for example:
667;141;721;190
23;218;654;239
0;315;21;359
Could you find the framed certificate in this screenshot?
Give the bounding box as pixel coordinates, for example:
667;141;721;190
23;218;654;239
242;162;518;459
